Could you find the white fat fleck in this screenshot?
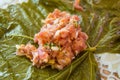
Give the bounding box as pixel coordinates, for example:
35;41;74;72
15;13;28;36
75;31;79;38
46;24;52;28
54;30;60;37
43;58;48;63
51;46;59;51
75;51;79;55
16;45;20;49
72;56;75;59
54;18;59;24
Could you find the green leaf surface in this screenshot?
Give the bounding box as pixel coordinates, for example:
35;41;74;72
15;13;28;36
80;0;120;53
0;0;120;80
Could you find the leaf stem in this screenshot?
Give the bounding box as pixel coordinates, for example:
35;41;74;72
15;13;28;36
89;53;93;80
85;42;97;52
10;35;34;40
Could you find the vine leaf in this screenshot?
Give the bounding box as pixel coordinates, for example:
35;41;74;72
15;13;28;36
0;0;120;80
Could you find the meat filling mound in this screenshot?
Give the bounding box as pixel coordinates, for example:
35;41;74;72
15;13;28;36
16;9;88;70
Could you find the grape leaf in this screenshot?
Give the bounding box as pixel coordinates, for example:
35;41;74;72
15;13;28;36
0;0;120;80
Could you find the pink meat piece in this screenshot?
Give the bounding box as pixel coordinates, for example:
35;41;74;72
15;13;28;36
16;9;88;70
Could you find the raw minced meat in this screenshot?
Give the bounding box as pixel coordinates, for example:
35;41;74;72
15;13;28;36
16;9;88;70
74;0;83;11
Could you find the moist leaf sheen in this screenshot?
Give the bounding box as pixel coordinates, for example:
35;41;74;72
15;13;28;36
0;0;120;80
